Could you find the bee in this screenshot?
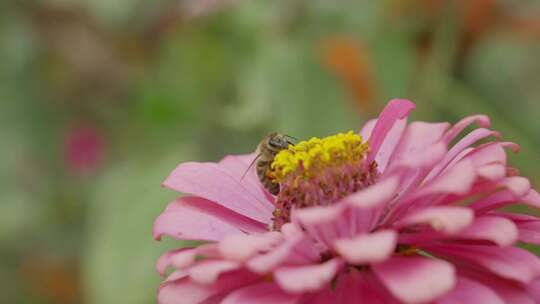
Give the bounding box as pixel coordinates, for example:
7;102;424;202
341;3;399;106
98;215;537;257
242;133;295;195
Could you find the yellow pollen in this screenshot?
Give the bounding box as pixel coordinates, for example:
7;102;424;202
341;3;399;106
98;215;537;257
270;131;369;182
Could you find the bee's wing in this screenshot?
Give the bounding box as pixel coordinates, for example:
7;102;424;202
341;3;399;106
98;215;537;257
240;153;261;181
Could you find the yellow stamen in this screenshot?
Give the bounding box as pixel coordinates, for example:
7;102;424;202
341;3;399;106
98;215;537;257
270;131;369;182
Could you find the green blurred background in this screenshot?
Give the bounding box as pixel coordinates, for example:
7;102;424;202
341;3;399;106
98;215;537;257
1;0;539;303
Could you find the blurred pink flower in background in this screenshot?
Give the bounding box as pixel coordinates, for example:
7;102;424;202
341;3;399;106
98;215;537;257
154;99;540;303
64;124;105;175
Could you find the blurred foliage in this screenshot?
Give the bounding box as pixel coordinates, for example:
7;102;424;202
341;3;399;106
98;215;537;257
83;149;187;304
0;0;539;303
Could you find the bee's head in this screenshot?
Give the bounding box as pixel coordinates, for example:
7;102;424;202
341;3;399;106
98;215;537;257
268;133;293;150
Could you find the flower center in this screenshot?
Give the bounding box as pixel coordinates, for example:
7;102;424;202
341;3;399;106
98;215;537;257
270;131;378;230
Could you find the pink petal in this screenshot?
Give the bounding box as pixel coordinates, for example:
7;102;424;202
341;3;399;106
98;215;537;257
439;141;515;180
398;216;517;245
293;204;345;225
471;189;540;214
381;121;451;209
495;212;539;222
373;256;456;304
334;230;397;264
293;205;347;247
337;271;399;304
343;177;400;233
391;142;447;171
436;276;504;304
523;189;540;208
387;121;450;170
516;220;540;244
153;197;248;241
397;206;473;234
162;162;273;223
306;271;399;304
169;244;221;269
470;190;518;214
162;197;267;233
442;114;491;144
382;143;447;214
367;99;416;164
426;244;540;284
450;176;532;211
388;162;476;229
499;176;531;197
426;128;500;181
163;270;187;283
499;141;521;153
465;141;517;167
458;215;518;246
158;270;258;304
496;212;540;244
437;147;474;176
360;119;376;139
458;268;537;304
221;282;300;304
375;119;408;173
280;223;304;239
188;260;240;284
345;176;400;210
528;278;540;302
361;118;408;173
157;279;209;304
412;159;477;198
218;153;273;202
218;232;282;261
170;250;198;270
445;128;500;164
476;163;506;181
297;288;338;304
247;236;318;274
274;258;341;293
157;248;191;276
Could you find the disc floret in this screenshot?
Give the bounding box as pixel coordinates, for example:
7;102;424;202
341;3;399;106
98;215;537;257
270;131;377;229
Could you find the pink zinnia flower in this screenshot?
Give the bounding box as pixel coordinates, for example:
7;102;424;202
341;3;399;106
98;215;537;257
154;99;540;303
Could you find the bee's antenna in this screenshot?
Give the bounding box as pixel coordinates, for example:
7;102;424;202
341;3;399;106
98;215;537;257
240;153;261;181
